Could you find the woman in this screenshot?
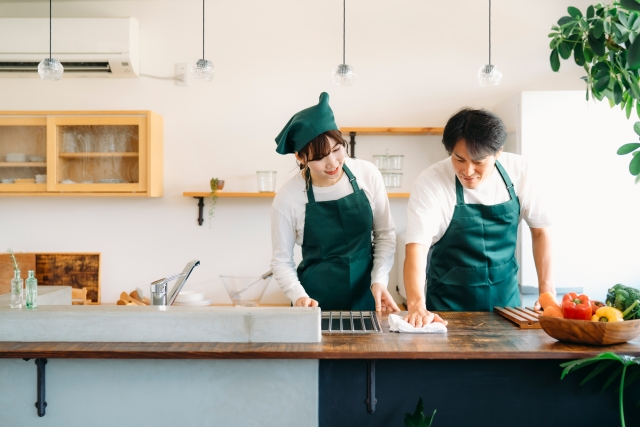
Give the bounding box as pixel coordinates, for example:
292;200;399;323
271;92;399;311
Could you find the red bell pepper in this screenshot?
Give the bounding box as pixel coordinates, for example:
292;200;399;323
562;293;592;320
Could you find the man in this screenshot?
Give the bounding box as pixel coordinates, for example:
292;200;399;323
404;108;555;327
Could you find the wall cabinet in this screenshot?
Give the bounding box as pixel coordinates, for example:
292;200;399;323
0;111;163;197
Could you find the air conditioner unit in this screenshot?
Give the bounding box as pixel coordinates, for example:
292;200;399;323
0;18;140;77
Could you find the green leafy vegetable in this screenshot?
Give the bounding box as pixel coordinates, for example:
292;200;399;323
606;284;640;319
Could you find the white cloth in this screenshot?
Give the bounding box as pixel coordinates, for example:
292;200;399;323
270;157;396;304
388;313;448;333
406;152;551;247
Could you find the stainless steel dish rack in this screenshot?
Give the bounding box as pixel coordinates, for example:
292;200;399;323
321;311;382;334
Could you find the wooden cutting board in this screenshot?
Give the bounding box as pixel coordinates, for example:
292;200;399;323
0;253;100;304
494;306;542;329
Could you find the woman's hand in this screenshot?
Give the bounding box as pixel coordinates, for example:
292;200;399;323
371;283;400;312
294;296;319;307
404;306;448;327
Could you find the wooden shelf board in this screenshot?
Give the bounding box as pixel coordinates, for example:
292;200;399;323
340;127;444;135
184;192;276;198
184;191;409;199
58;153;139;158
0;162;46;167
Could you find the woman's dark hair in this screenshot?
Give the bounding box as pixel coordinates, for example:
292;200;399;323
296;130;347;170
442;108;506;160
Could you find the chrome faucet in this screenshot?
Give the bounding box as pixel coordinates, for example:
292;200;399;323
150;260;200;306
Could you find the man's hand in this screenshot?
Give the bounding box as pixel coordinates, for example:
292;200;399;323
371;283;401;312
294;297;318;307
404;306;448;327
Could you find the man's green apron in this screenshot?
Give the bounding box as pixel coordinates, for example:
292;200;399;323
427;160;521;311
297;164;375;311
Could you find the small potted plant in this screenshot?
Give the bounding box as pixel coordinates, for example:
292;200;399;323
209;178;225;226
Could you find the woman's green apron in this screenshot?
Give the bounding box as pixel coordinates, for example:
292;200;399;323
427;160;521;311
297;164;375;311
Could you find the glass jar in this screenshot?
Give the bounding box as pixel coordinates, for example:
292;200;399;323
388;155;404;170
10;270;23;309
256;171;277;192
373;155;388;171
25;270;37;309
381;172;393;188
392;172;403;188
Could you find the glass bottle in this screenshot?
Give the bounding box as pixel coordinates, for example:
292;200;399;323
10;270;23;309
25;270;37;309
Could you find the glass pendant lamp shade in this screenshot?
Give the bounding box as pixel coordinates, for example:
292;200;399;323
332;64;356;86
477;0;501;87
192;0;214;82
477;64;502;87
333;0;356;85
40;0;63;81
38;58;64;81
192;59;214;81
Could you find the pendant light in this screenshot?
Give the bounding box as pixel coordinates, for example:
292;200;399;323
477;0;502;87
332;0;356;86
38;0;63;80
192;0;214;81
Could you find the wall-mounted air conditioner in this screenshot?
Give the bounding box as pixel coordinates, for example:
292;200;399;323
0;18;140;77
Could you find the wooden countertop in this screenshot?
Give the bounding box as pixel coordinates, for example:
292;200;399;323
1;312;638;360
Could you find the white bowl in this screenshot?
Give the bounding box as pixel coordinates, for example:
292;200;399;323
173;299;212;306
6;153;27;162
175;291;205;303
29;155;45;162
1;178;14;184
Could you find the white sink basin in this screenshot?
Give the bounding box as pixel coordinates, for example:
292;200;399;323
0;306;321;343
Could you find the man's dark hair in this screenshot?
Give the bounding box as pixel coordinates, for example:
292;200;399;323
442;108;507;160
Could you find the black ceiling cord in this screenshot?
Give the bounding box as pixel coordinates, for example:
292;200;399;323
202;0;205;60
342;0;346;65
49;0;52;59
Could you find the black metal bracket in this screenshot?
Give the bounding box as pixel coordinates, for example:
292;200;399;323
365;359;377;414
23;358;48;417
349;132;357;158
194;196;205;226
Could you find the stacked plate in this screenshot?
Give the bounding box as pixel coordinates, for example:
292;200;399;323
173;291;211;306
29;155;45;162
35;174;46;184
6;153;27;162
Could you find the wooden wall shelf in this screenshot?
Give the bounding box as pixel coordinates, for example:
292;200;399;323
338;127;444;158
183;191;410;226
339;127;444;135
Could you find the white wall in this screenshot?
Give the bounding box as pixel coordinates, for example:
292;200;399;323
514;91;640;299
0;0;594;304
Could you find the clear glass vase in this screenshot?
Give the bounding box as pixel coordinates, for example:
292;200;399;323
25;270;37;309
10;270;23;309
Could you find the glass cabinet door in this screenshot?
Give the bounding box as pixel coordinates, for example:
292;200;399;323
48;116;147;193
0;117;47;193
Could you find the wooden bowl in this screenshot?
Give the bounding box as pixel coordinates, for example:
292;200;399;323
538;316;640;345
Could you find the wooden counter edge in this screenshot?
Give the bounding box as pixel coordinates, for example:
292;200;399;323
1;343;638;360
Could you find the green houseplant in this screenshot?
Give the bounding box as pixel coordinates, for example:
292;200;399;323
548;1;640;182
560;352;640;427
208;178;225;226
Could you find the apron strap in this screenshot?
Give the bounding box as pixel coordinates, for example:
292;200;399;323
454;159;516;205
342;164;360;192
305;168;316;203
495;160;516;201
305;164;359;203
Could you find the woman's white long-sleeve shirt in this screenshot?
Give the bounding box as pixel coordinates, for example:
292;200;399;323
270;157;396;304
